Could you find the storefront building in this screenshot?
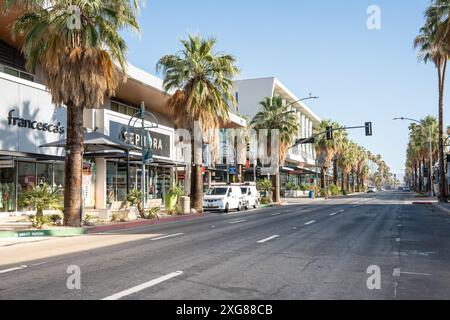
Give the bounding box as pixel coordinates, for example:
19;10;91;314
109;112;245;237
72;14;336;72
234;77;322;195
0;18;246;213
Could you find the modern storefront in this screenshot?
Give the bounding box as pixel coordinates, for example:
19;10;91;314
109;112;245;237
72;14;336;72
1;19;247;213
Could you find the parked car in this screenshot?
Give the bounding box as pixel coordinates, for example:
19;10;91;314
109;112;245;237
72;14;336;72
367;187;376;193
241;186;259;209
203;186;245;213
402;187;411;192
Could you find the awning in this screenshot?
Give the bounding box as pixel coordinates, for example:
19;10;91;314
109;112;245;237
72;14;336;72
40;131;141;153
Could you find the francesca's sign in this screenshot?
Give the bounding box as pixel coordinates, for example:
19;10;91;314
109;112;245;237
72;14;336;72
8;109;65;134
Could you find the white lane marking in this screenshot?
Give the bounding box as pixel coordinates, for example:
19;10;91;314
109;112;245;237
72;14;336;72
304;220;316;226
257;235;280;244
271;213;281;216
150;233;184;241
340;210;345;213
0;265;27;274
329;212;338;216
229;219;247;224
396;238;401;242
102;271;183;300
401;271;432;276
31;262;48;267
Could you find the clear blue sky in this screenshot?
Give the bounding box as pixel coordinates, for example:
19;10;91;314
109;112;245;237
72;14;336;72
122;0;445;178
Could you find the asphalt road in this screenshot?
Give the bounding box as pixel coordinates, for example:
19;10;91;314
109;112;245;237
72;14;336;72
1;191;450;300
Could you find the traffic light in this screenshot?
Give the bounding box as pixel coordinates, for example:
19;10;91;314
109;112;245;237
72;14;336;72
326;126;333;140
365;122;373;136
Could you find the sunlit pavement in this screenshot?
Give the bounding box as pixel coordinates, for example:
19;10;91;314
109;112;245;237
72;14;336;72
1;191;450;300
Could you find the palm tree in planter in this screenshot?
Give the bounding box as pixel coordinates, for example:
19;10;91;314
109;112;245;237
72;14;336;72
19;183;62;218
157;34;239;212
251;96;300;204
3;0;140;226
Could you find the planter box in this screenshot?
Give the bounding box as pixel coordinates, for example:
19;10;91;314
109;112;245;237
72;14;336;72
285;190;308;198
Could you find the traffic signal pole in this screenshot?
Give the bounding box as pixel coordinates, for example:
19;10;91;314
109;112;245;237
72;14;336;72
293;122;373;147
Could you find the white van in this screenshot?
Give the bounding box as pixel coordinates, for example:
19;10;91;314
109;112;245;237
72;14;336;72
240;186;259;209
203;186;245;213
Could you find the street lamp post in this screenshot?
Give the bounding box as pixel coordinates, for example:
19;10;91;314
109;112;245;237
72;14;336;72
394;117;434;197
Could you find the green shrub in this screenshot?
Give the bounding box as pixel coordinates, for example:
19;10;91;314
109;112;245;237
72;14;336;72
320;188;329;198
257;178;273;193
49;214;62;226
329;184;340;196
300;184;309;191
27;215;51;229
260;196;272;205
285;181;296;191
19;184;62;218
341;190;348;196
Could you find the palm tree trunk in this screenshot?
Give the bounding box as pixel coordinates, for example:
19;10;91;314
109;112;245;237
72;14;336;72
190;132;203;212
63;102;84;227
341;170;345;191
333;160;338;185
320;167;326;189
346;173;350;192
438;59;448;202
272;173;281;204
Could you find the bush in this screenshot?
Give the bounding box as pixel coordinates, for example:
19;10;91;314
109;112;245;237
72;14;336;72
300;184;309;191
260;196;272;205
329;184;340;196
27;215;51;229
257;178;273;192
320;188;329;198
49;214;62;226
19;184;62;218
166;205;182;216
285;181;296;191
341;190;348;196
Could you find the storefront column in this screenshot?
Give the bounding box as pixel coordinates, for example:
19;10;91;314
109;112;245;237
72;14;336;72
95;157;107;209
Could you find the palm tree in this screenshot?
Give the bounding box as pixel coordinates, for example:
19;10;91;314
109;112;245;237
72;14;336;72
415;1;450;202
251;96;300;203
157;34;239;212
3;0;140;226
314;120;347;188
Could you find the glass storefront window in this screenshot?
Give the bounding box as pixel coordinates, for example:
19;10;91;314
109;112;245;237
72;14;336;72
0;167;15;212
17;162;36;210
36;163;52;187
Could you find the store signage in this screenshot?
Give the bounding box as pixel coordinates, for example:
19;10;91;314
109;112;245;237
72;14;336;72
7;109;65;134
109;121;171;158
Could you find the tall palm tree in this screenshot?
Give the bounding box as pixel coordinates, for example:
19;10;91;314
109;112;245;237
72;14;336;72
314;120;347;188
415;1;450;202
157;34;239;212
3;0;140;226
251;96;300;203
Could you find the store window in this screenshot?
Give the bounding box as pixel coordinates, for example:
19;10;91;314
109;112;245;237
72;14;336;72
17;162;36;210
36;163;52;187
0;167;15;212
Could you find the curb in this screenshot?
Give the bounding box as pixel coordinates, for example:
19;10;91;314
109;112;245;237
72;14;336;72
0;228;85;239
0;213;210;238
84;213;209;234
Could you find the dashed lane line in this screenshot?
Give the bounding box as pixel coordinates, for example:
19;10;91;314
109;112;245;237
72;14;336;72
102;271;184;300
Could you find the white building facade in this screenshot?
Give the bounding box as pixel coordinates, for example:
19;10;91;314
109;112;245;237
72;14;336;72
234;77;321;192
